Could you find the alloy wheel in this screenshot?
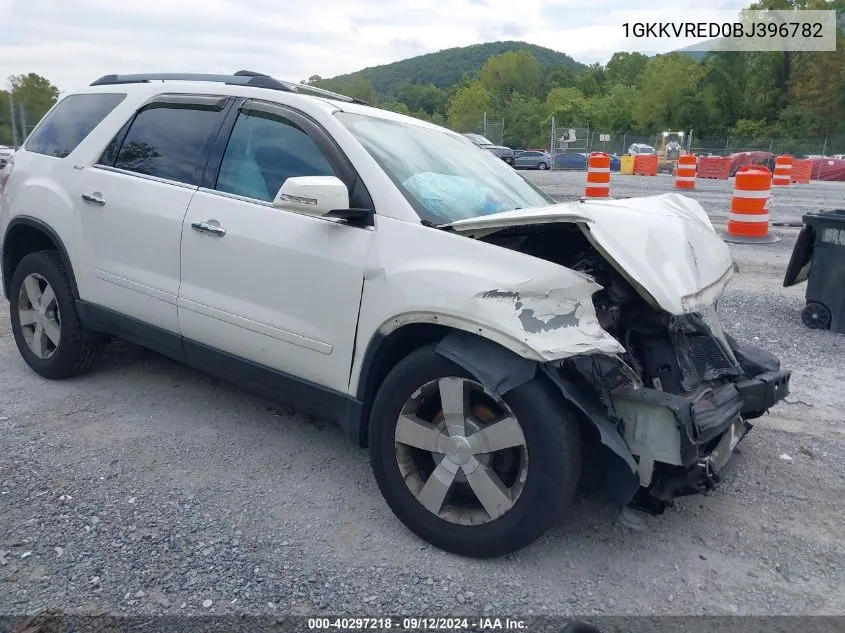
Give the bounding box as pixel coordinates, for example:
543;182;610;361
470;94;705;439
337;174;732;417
394;376;528;525
17;273;61;360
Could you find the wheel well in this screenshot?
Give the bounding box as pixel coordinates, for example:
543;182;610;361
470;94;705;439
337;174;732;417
2;223;67;298
355;322;450;447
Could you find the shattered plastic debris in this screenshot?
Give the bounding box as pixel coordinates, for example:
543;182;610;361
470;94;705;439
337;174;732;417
617;507;647;531
779;453;794;462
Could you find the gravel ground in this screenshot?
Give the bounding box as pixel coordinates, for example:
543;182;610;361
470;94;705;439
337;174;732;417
1;171;844;622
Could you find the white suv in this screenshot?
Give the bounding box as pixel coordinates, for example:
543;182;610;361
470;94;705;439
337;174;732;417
0;71;791;557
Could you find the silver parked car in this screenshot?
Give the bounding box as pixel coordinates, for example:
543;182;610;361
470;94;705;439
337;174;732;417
462;133;515;164
0;145;14;169
514;150;552;170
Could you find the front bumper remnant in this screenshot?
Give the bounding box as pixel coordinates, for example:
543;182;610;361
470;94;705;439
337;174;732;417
734;370;791;416
632;417;752;514
610;366;791;514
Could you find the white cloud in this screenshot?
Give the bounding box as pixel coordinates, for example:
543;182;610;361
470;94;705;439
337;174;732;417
0;0;749;93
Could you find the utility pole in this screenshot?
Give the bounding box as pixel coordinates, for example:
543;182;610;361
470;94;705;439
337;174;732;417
8;92;19;147
19;101;27;142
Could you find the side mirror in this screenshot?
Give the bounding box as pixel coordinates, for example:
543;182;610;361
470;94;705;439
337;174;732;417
272;176;349;217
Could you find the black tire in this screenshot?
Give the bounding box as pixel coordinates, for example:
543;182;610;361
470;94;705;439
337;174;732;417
537;162;548;170
368;343;581;557
9;251;103;379
801;302;831;330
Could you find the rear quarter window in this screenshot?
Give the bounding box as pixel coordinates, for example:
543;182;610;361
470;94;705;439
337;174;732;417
25;93;126;158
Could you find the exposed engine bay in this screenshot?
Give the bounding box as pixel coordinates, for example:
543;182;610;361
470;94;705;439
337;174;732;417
479;222;741;390
479;222;791;512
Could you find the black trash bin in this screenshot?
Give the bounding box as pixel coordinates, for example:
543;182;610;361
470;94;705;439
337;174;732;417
783;209;845;333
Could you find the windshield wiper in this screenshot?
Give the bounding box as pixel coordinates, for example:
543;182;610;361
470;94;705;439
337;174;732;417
420;219;454;231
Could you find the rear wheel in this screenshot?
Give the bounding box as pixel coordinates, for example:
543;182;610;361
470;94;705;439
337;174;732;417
369;344;581;557
9;251;103;378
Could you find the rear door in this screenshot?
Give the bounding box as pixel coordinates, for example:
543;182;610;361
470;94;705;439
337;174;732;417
73;94;230;337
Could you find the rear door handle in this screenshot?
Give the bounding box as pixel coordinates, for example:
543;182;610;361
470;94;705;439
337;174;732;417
81;193;106;206
191;220;226;237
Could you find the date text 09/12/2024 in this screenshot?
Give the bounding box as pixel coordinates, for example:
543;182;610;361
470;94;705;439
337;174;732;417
307;617;529;630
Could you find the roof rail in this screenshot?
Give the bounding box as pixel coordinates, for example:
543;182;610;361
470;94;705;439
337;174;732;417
89;70;371;105
90;72;294;91
287;81;371;106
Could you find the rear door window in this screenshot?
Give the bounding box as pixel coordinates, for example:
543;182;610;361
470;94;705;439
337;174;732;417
108;100;226;187
25;93;126;158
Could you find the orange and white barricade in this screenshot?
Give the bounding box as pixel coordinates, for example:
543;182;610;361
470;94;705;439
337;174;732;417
772;155;793;186
584;152;611;198
721;166;779;244
674;154;697;189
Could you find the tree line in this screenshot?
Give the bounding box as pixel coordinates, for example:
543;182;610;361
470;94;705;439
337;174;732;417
307;0;845;150
0;73;60;146
2;0;843;151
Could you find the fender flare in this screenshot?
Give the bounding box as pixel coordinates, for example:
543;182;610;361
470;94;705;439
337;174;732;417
436;328;640;510
2;216;79;299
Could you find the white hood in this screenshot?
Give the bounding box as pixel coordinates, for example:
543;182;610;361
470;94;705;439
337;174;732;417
445;193;736;315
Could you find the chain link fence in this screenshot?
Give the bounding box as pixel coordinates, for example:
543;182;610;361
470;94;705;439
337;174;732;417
0;94;33;148
470;114;504;146
688;136;845;157
548;120;590;169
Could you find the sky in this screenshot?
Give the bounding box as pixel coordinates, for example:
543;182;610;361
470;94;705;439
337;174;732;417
0;0;751;94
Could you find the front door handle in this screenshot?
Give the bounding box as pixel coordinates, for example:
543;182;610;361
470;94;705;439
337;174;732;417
191;220;227;237
81;193;106;206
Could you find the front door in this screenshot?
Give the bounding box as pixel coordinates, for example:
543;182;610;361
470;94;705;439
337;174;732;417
178;99;374;394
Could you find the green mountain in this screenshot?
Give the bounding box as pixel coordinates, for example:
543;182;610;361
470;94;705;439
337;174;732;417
322;41;586;97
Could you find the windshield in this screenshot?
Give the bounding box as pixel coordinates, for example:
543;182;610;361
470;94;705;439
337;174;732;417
336;112;554;224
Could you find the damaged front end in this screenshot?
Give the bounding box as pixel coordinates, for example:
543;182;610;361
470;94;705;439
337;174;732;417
559;305;790;515
444;195;792;515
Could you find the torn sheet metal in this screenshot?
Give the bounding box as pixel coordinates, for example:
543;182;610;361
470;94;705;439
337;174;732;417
448;193;736;316
435;330;640;509
472;282;625;360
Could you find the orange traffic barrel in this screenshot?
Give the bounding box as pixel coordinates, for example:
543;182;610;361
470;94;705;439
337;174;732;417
674;154;697;189
721;166;779;244
584;152;610;198
772;155;793;186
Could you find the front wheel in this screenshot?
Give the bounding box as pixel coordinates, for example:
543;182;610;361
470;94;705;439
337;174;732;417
368;344;581;557
538;162;548;170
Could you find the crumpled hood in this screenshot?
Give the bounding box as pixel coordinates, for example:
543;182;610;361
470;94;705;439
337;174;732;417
445;192;737;315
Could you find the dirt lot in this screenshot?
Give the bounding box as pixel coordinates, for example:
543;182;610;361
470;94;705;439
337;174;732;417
1;171;844;619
